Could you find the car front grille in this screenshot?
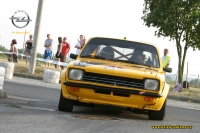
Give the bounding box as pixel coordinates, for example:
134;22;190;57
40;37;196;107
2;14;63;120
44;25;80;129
82;72;144;89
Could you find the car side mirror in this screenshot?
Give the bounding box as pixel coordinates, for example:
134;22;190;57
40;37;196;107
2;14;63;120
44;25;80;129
70;53;78;60
163;67;172;73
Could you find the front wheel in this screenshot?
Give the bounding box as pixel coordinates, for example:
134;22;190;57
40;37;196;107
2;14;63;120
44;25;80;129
148;100;166;120
58;90;73;112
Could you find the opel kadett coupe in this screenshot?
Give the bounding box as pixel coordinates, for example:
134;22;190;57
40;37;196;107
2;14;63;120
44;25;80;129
58;37;172;120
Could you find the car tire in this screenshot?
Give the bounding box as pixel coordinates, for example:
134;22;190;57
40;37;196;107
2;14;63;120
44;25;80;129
58;90;73;112
148;100;166;120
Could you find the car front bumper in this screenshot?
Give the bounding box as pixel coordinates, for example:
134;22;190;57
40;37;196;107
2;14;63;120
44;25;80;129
61;81;168;111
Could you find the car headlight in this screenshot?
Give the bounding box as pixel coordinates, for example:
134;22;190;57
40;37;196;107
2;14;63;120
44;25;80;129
69;69;84;80
144;79;159;90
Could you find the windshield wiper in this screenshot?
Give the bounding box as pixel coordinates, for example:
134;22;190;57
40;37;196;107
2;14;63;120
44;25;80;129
81;55;104;59
81;55;117;62
137;62;151;68
117;60;151;68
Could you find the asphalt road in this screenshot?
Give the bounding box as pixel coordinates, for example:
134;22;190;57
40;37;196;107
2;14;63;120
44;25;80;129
0;78;200;133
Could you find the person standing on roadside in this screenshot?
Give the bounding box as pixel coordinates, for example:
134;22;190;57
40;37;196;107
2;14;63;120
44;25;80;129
60;37;70;69
75;35;86;55
55;37;62;69
24;34;33;65
7;39;18;62
44;34;53;67
162;48;171;68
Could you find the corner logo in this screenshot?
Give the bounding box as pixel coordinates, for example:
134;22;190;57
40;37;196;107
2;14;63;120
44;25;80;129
9;10;32;28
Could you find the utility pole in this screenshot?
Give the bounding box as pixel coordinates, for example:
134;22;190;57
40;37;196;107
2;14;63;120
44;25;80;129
197;74;199;88
175;71;178;85
22;28;26;60
186;62;188;89
28;0;44;74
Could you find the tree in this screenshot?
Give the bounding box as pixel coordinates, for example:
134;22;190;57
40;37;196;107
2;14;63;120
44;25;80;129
0;45;8;58
165;75;175;84
37;52;43;58
0;45;8;51
18;48;24;54
189;79;200;88
142;0;200;85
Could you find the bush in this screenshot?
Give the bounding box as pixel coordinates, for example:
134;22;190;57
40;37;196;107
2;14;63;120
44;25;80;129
0;45;8;58
0;45;8;51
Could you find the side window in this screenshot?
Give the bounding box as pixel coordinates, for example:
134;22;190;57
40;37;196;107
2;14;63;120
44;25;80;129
153;54;159;68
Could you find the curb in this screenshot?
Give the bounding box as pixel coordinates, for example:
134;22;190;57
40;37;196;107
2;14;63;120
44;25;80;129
13;73;43;81
0;89;7;98
13;73;61;83
167;94;200;104
9;73;200;104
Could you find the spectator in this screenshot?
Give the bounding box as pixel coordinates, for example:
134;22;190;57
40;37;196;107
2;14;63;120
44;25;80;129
60;37;70;69
162;48;171;68
24;34;33;65
183;81;189;89
44;34;53;67
55;37;62;69
173;83;182;92
75;35;86;55
7;39;18;63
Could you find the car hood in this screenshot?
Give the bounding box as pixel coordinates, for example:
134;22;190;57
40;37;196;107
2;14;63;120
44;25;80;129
73;60;158;79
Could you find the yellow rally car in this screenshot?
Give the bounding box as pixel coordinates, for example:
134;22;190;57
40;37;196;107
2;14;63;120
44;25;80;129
58;37;172;120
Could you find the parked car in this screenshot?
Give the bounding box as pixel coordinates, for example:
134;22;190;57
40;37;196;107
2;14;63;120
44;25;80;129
58;37;172;120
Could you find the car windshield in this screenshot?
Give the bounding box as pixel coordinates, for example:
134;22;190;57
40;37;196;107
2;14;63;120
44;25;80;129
80;38;160;68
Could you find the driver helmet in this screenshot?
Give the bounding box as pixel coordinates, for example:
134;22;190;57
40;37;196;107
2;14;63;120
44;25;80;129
99;47;114;59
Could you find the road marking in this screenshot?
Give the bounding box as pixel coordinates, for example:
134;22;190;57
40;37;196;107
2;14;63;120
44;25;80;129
5;77;61;89
72;115;119;121
7;104;56;112
8;95;44;102
20;105;56;112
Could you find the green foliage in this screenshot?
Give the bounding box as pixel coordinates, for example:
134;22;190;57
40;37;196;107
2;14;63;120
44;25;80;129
18;48;24;54
0;45;8;58
37;52;43;58
142;0;200;49
0;45;8;51
189;79;200;88
165;75;176;84
142;0;200;84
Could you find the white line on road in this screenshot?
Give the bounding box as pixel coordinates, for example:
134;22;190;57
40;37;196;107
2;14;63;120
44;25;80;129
8;95;44;102
20;105;56;112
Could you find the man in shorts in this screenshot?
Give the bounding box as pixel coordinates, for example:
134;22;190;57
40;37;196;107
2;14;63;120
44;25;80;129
44;34;53;67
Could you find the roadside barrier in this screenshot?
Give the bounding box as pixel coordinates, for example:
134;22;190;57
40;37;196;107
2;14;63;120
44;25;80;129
0;51;69;67
0;66;7;98
43;69;60;84
0;67;5;89
0;62;14;79
0;51;66;84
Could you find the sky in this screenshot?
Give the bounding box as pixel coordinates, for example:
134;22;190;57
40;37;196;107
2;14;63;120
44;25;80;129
0;0;200;76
